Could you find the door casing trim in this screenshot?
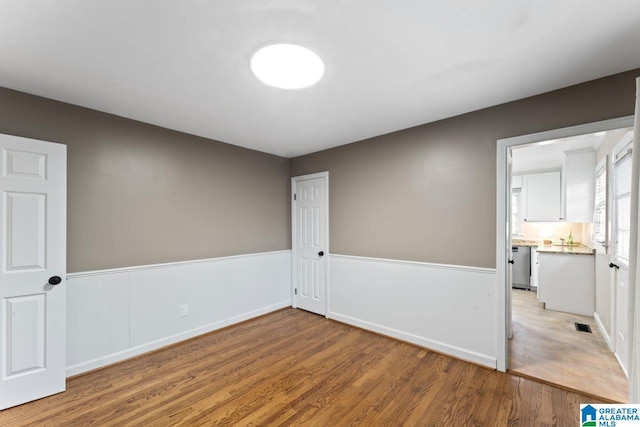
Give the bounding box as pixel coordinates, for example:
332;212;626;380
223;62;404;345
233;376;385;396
496;115;634;372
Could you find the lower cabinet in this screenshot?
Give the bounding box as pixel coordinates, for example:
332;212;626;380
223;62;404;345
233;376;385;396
538;253;594;316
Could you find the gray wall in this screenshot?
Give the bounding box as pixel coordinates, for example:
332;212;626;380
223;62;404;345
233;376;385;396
3;68;638;272
0;87;291;273
290;69;640;268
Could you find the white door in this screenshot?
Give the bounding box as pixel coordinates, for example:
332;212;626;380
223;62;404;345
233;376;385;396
615;267;629;373
593;157;616;350
0;134;66;409
507;149;513;340
292;173;328;316
612;134;633;375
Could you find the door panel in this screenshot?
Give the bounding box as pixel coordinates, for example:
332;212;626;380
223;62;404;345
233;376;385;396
0;134;66;409
6;294;46;375
615;267;629;373
6;192;46;270
293;174;327;316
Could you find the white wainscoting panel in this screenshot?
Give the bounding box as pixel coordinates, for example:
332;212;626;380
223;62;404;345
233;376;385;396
66;272;130;369
66;251;291;376
329;254;497;368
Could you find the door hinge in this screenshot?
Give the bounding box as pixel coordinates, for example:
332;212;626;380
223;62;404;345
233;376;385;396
294;193;297;201
294;288;297;295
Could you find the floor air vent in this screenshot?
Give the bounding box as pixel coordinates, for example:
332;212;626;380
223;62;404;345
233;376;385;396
575;323;592;333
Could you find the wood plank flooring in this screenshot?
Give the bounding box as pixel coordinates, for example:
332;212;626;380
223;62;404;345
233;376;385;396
509;289;627;403
2;308;603;426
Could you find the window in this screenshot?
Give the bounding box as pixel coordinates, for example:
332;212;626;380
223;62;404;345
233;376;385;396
614;143;632;265
593;160;607;245
512;188;522;235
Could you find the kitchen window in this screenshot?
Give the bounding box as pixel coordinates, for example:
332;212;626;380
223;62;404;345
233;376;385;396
512;188;523;236
593;159;607;246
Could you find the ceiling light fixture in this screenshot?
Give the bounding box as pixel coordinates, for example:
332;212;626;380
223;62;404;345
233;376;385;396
250;44;324;89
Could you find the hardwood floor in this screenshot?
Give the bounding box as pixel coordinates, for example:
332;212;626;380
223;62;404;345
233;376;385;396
2;308;602;426
509;288;628;403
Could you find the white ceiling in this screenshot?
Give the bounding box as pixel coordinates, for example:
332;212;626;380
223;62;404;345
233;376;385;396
1;1;640;158
511;133;602;174
511;128;634;174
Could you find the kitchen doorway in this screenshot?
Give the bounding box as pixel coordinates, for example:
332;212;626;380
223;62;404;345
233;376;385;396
496;116;634;402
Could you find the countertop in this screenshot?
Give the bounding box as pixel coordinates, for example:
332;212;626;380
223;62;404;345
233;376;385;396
536;244;594;255
512;239;594;255
511;240;539;247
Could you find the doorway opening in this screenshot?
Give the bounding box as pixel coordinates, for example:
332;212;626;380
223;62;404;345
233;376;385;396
496;116;634;402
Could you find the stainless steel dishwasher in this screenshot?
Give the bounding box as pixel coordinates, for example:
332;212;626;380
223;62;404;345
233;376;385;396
511;246;531;290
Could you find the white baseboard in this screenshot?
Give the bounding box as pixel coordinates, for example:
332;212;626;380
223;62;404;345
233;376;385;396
614;352;629;379
329;312;496;368
328;254;497;369
66;301;289;377
66;250;291;376
594;311;613;351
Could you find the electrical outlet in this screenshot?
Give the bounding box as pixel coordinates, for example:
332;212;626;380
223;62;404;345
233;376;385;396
180;304;188;317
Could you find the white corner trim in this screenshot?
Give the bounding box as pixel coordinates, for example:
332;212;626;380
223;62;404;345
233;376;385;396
66;250;291;279
328;312;496;368
594;311;613;351
66;300;290;377
330;253;496;275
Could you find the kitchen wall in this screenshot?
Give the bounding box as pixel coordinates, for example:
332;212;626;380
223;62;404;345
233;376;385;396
519;222;586;244
0;87;291;273
290;68;640;268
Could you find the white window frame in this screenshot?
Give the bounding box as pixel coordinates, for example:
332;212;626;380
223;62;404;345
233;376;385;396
511;188;523;236
593;157;608;251
612;135;634;267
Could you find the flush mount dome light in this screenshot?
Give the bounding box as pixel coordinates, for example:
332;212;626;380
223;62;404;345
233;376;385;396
251;44;324;89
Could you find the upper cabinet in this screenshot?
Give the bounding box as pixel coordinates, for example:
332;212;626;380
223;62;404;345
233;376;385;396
561;150;596;223
524;171;561;222
516;150;596;223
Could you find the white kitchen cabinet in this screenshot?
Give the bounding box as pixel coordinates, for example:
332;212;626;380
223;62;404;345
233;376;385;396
561;150;596;223
538;253;594;316
524;171;561;222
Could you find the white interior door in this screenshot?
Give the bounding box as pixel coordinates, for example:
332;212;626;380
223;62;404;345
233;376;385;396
292;172;328;316
507;149;513;340
0;134;66;409
593;157;616;350
615;266;629;374
612;135;633;376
